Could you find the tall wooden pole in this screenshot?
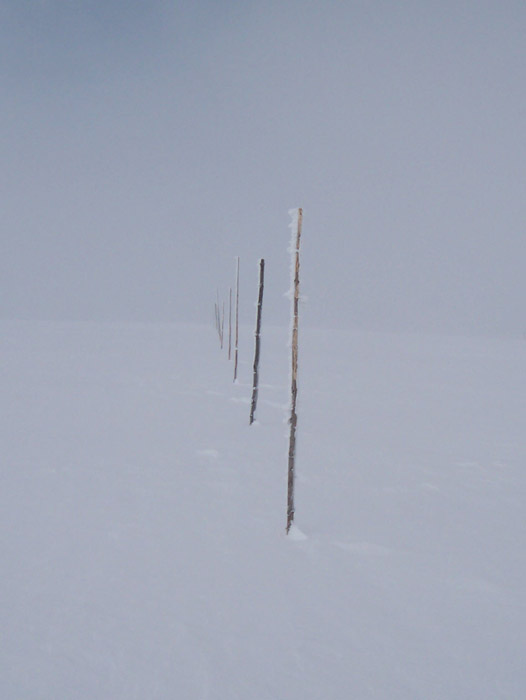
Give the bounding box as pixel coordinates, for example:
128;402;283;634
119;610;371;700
234;257;240;382
287;208;302;534
249;259;265;425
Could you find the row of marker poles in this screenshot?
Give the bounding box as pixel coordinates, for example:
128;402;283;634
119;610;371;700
213;291;224;349
248;208;302;533
211;208;302;534
213;254;265;422
214;256;241;384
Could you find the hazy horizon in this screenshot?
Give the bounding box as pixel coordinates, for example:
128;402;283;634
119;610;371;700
2;1;525;336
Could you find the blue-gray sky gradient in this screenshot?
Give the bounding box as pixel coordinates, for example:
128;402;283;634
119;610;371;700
2;0;525;334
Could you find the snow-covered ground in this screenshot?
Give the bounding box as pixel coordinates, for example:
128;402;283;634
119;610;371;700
1;321;525;699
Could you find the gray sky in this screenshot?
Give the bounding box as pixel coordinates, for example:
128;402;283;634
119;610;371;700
2;0;525;334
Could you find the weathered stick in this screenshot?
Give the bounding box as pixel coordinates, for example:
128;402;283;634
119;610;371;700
214;302;220;341
220;300;225;349
228;287;232;360
249;259;265;425
216;289;221;346
233;257;240;382
287;208;302;534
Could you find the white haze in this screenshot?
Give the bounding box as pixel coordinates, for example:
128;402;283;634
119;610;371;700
1;0;525;335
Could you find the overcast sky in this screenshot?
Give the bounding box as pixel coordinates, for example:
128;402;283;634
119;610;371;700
2;0;525;335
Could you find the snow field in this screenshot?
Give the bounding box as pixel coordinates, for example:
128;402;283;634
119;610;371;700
1;321;525;698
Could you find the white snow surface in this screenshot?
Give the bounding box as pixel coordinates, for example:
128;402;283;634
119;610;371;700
2;321;525;699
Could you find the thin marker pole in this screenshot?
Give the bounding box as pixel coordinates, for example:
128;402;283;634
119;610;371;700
214;302;220;342
228;287;232;360
249;259;265;425
287;208;302;534
234;257;240;382
216;289;221;346
221;300;225;350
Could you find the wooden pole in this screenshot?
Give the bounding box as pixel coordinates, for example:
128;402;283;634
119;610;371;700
249;259;265;425
287;208;302;534
228;287;232;360
214;302;220;341
216;289;221;346
220;300;225;350
234;257;240;382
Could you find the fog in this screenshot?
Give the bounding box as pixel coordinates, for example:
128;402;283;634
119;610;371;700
2;0;525;335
